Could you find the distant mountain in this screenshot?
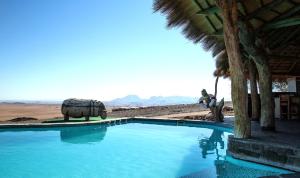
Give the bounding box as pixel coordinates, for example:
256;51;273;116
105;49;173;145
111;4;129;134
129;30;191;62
104;95;143;106
0;100;62;104
104;95;198;107
0;95;199;106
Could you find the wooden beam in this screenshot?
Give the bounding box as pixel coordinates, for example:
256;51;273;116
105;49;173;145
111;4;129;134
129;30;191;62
272;70;291;72
215;13;223;23
204;0;223;24
272;71;300;75
269;55;300;61
272;74;300;78
244;0;284;21
194;0;218;32
288;61;298;72
211;29;223;36
269;9;281;15
258;5;300;32
268;29;291;48
238;0;248;16
259;0;264;6
279;27;300;45
277;6;300;20
288;0;298;5
270;61;295;64
264;17;300;30
196;6;219;15
254;17;267;23
272;71;293;75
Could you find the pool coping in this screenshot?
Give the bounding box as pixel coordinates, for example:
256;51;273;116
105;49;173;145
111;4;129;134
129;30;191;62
0;117;131;128
0;117;233;129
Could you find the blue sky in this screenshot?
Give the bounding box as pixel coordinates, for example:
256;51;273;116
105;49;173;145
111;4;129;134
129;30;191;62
0;0;231;101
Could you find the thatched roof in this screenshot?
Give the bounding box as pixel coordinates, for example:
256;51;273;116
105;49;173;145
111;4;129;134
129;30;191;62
154;0;300;77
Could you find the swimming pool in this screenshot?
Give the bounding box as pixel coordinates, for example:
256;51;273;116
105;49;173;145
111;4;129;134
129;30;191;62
0;119;290;178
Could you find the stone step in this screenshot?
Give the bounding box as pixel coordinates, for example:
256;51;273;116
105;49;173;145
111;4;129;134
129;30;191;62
227;136;300;172
287;155;300;168
260;172;300;178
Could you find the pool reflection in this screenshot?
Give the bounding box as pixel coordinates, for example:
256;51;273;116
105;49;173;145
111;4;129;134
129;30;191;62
179;129;285;178
60;125;107;144
199;129;225;159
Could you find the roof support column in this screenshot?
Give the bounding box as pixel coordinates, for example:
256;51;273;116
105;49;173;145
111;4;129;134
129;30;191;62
216;0;251;138
248;60;260;121
239;22;275;131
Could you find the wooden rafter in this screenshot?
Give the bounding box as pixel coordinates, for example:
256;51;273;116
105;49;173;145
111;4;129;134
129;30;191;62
268;29;291;48
237;0;247;16
260;0;264;6
269;55;300;61
277;6;300;20
263;17;300;30
280;27;300;46
267;26;300;49
288;0;298;5
274;6;300;20
255;17;267;23
215;13;223;23
197;6;219;15
211;29;223;36
259;5;300;31
194;0;218;32
288;61;298;72
270;9;281;15
244;0;284;21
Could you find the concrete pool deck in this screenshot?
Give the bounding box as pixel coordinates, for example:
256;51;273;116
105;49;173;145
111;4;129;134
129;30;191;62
0;116;299;175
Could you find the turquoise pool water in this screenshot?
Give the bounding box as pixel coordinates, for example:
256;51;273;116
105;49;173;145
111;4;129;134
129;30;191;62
0;121;290;178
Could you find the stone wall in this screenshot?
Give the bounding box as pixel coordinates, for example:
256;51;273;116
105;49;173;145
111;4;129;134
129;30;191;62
108;104;204;118
227;135;300;172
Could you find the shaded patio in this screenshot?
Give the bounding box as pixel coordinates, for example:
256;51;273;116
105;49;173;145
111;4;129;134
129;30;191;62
251;119;300;148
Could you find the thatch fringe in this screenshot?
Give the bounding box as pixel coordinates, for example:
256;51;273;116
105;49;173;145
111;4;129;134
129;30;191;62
153;0;228;77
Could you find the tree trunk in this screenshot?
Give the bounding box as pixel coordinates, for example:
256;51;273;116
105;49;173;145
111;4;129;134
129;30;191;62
238;22;275;130
210;98;225;122
214;76;219;98
216;0;250;138
248;60;260;121
256;59;274;130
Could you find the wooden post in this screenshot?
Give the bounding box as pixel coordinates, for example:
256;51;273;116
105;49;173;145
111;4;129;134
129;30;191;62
239;21;275;130
256;59;274;130
248;60;260;121
211;98;225;122
214;76;219;98
216;0;250;138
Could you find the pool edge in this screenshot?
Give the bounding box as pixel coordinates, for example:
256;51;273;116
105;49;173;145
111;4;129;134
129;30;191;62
0;117;233;129
0;117;132;128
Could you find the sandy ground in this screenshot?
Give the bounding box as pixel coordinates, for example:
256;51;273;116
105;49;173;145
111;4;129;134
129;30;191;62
156;111;211;118
0;104;63;121
0;103;233;123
